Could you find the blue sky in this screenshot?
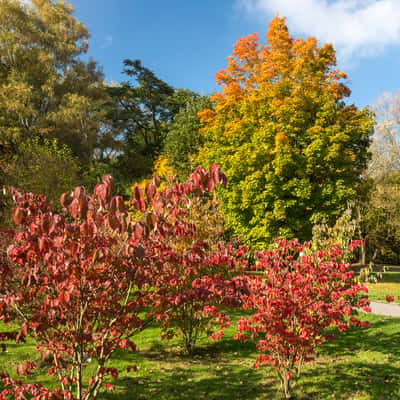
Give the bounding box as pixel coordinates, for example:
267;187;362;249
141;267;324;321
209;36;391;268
71;0;400;108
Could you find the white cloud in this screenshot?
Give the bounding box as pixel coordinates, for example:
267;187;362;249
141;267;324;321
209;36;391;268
240;0;400;63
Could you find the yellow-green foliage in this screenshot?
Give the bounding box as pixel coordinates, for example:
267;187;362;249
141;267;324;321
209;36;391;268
0;0;106;162
197;17;374;247
4;137;81;208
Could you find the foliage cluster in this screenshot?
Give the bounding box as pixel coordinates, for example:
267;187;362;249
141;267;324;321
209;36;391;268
3;138;81;210
1;0;386;264
0;0;106;162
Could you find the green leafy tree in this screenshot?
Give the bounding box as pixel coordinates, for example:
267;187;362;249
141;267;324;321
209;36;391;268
197;17;374;247
106;60;196;181
106;60;173;178
164;94;213;178
0;0;107;162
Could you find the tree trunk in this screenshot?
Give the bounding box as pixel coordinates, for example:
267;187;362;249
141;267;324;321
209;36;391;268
360;241;366;265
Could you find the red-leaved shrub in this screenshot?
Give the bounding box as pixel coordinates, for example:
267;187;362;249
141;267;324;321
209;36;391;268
0;165;241;399
235;239;369;398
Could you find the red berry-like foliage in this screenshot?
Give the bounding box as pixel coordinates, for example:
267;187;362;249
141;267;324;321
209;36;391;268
235;239;370;399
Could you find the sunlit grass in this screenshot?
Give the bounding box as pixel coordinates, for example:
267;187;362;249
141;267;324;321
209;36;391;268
366;271;400;302
1;312;400;399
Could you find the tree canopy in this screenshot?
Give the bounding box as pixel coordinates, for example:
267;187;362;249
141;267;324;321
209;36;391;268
106;60;197;180
0;0;106;162
197;16;374;247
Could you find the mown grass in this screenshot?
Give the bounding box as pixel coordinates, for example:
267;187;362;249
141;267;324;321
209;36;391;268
1;312;400;399
366;270;400;302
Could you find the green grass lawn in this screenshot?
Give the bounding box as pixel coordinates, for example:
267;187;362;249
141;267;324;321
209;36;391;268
1;312;400;399
366;271;400;302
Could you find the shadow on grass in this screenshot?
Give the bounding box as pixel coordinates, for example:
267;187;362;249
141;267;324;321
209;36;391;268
102;358;400;400
103;333;274;399
104;316;400;399
102;367;273;400
321;318;400;358
378;272;400;283
302;361;400;400
4;315;398;399
158;335;255;360
116;332;257;365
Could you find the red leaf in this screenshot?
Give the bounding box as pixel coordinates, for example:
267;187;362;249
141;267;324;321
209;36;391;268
132;186;146;212
60;192;73;209
145;183;156;203
12;208;26;226
134;222;145;240
94;183;107;202
153;175;161;187
153;199;163;215
69;198;80;219
386;294;394;303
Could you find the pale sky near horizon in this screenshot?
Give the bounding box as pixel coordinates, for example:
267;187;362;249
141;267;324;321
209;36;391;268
70;0;400;108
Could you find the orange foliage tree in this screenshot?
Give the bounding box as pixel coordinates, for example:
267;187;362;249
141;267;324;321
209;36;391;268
197;17;374;247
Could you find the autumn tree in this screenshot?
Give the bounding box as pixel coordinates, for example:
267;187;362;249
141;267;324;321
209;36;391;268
127;163;242;354
197;17;374;247
133;165;245;354
0;178;151;399
0;0;107;162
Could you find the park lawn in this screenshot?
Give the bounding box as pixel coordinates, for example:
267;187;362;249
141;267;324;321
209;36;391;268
1;312;400;400
366;271;400;302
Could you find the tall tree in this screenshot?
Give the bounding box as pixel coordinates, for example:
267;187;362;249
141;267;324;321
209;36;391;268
0;0;107;162
197;17;374;247
106;60;193;180
107;60;173;155
359;90;400;263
